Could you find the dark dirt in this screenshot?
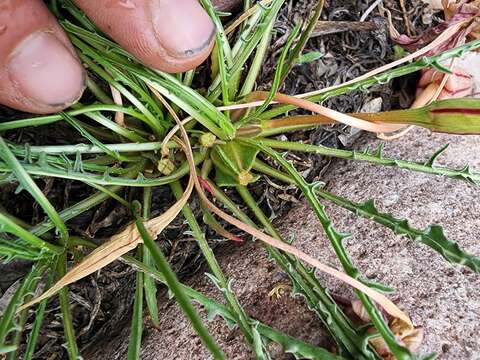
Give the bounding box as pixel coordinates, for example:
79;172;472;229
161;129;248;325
0;0;445;359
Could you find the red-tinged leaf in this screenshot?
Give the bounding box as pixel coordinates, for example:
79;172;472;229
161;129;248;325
393;7;478;53
199;176;215;196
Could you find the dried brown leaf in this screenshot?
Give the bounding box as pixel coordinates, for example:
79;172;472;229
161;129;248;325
110;85;125;127
250;91;405;133
351;299;372;323
402;327;424;352
19;90;196;313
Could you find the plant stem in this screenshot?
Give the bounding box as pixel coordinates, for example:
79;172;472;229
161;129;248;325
252;138;480;185
57;254;79;360
127;248;144;360
133;206;225;360
170;181;256;347
142;188;160;327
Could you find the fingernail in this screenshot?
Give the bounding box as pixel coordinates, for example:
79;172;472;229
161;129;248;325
151;0;216;58
8;32;85;107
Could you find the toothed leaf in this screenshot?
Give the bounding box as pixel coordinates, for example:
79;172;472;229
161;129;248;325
424;144;449;168
257;322;346;359
320;194;480;273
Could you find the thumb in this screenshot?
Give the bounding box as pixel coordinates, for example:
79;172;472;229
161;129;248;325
0;0;86;114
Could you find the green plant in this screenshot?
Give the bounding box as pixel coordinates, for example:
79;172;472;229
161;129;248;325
0;1;479;359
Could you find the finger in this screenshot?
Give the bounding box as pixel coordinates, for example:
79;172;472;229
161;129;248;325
214;0;242;12
73;0;216;73
0;0;86;114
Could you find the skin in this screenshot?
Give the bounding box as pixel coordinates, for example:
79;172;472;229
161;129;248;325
0;0;226;115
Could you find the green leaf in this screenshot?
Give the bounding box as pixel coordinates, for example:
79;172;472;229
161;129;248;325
200;0;235;102
0;263;45;354
121;257;347;360
23;271;55;360
317;193;480;273
142;188;160;328
235;186;379;359
256;138;480;185
356;98;480;135
0;150;206;188
213;167;241;187
260;38;480;120
281;0;324;78
251;323;268;360
0;213;61;255
238;23;302;126
297;51;324;64
127;249;144;360
132;202;225;360
255;143;414;360
211;141;259;186
257;322;346;359
0;136;69;245
171;181;260;354
0;104;149;135
0;238;44;262
56;254;79;360
207;0;287;102
0;345;17;354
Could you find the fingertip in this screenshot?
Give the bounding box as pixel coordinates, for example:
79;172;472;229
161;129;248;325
8;32;86;113
140;0;217;72
74;0;216;73
150;0;216;60
0;0;86;114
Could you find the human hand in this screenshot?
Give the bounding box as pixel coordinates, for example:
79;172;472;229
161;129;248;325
0;0;220;114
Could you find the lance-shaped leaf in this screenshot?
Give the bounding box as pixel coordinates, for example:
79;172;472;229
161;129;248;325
257;98;480;135
254;138;480;185
359;98;480;134
0;213;61;256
